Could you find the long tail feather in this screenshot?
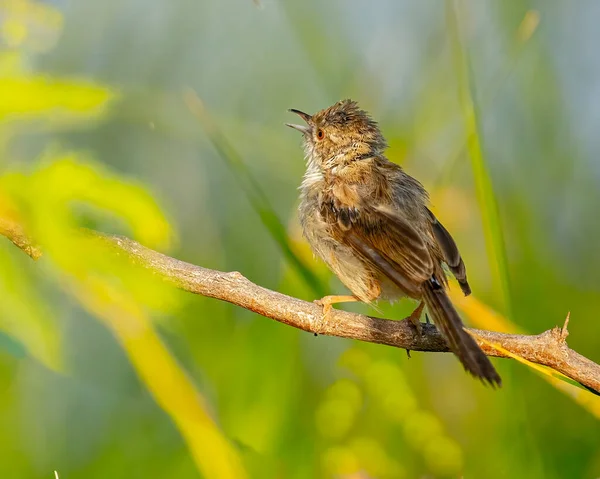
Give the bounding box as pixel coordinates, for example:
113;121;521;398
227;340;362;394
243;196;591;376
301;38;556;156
422;278;501;386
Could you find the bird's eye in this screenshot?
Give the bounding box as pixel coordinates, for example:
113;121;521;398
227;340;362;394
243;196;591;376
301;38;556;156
316;129;324;140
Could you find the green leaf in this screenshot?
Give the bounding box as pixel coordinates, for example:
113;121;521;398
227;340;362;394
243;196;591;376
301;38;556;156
0;75;114;122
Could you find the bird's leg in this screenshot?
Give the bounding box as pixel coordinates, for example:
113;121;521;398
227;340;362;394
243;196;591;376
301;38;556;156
403;301;425;336
314;295;359;332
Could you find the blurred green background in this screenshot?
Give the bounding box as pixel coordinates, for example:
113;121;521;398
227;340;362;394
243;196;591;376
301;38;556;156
1;0;599;478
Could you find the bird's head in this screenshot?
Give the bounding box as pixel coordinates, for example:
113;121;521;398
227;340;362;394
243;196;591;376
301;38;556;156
287;99;387;170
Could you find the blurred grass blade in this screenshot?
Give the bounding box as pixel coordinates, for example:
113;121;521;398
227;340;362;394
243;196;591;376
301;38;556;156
452;287;600;418
0;192;60;367
435;9;540;188
0;244;60;368
447;0;512;315
449;286;521;334
472;332;600;418
184;89;326;297
73;283;248;479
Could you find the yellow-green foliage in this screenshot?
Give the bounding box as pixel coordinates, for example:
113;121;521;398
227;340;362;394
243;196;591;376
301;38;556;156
0;4;247;477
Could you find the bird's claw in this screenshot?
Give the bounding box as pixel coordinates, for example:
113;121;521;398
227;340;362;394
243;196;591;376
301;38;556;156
403;301;425;336
403;315;423;336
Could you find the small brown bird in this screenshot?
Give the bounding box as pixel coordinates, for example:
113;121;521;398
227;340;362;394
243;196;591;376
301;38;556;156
287;99;501;386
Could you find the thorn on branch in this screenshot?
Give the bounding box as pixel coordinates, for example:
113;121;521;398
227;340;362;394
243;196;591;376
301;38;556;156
560;312;570;342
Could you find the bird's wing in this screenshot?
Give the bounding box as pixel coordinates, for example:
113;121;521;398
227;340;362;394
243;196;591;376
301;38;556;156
426;208;471;295
321;180;499;385
322;198;434;298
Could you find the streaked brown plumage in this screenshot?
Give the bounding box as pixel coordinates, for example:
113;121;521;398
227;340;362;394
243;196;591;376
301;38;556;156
287;99;501;386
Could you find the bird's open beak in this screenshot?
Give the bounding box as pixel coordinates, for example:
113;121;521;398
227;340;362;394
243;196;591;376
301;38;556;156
286;109;312;134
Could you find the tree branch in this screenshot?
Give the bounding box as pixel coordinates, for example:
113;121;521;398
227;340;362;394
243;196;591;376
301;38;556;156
0;217;42;260
2;225;599;394
102;235;600;394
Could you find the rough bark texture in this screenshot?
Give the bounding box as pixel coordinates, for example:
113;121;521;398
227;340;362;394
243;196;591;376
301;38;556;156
0;218;42;260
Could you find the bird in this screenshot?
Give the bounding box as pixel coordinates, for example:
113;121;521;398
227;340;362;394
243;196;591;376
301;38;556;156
286;99;501;386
